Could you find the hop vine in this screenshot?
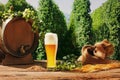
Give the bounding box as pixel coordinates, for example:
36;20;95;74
1;8;40;31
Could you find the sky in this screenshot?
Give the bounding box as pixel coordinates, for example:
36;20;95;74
0;0;107;14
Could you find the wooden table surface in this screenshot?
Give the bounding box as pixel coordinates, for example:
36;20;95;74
0;61;119;80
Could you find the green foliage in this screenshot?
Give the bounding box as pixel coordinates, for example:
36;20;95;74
3;0;39;31
69;0;93;55
0;3;5;26
35;32;46;60
55;54;82;71
91;6;110;41
91;6;105;30
1;8;39;31
91;0;120;60
36;0;67;59
22;8;40;31
5;0;35;12
0;2;4;11
104;0;120;60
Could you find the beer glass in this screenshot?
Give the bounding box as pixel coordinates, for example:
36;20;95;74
44;33;58;68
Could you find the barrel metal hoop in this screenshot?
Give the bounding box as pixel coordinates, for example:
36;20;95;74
1;18;12;54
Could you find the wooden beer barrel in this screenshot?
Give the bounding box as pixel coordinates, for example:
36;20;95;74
0;17;38;58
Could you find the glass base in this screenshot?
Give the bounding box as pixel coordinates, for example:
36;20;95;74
47;67;56;71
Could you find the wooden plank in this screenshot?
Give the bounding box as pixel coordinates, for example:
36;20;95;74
0;61;119;80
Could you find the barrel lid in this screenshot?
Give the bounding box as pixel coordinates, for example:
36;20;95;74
2;17;34;57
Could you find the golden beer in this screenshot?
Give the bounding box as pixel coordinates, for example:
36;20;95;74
44;33;58;68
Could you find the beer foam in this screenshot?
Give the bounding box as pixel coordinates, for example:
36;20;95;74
45;33;58;45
